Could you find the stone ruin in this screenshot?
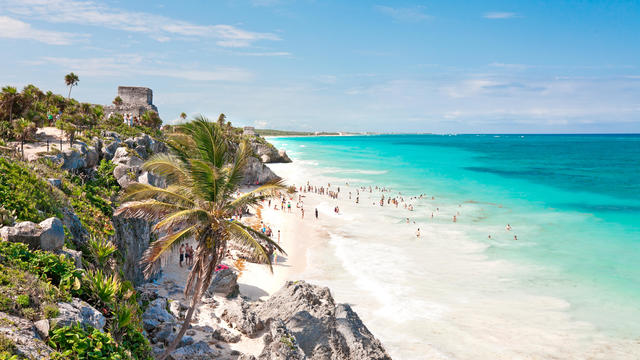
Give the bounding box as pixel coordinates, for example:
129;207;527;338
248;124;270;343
104;86;159;117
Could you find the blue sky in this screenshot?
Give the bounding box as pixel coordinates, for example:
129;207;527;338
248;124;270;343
1;0;639;133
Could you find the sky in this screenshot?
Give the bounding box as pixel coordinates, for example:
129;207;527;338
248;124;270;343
0;0;639;133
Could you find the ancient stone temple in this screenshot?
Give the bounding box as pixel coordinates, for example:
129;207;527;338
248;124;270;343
104;86;158;117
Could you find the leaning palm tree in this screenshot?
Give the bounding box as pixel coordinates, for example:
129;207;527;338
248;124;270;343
1;86;19;122
114;116;285;359
64;72;79;99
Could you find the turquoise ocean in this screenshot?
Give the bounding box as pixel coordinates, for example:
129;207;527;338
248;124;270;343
268;134;640;359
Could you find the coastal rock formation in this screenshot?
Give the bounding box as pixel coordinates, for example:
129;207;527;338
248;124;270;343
258;319;305;359
111;213;157;285
223;281;392;360
51;298;106;331
243;156;280;185
0;217;64;251
0;312;52;359
251;141;292;163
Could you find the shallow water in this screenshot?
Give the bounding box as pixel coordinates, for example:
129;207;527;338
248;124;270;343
268;134;640;359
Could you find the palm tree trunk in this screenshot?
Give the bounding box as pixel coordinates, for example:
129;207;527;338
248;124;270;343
158;273;205;360
67;86;72;99
8;102;13;123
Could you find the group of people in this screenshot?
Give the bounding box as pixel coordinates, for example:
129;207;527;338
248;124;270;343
123;113;139;127
179;243;195;267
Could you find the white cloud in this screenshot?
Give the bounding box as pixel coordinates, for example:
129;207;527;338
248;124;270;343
374;5;432;22
0;16;84;45
483;12;518;19
2;0;280;47
32;55;253;82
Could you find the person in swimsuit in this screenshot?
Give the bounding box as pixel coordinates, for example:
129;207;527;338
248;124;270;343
179;244;185;267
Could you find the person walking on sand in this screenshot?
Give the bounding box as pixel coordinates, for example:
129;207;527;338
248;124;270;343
416;228;421;238
277;230;281;244
179;244;185;267
301;208;305;219
315;208;318;219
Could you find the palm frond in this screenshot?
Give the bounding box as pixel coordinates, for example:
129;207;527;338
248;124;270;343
227;179;287;211
141;226;195;278
142;153;190;184
114;200;186;222
228;221;281;273
121;182;195;206
152;209;209;233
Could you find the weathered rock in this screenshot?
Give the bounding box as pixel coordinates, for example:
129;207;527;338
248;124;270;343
57;247;83;269
134;144;148;159
169;300;189;320
60;149;85;170
210;325;241;343
251;141;292;164
34;319;50;340
138;171;166;188
38;217;65;251
207;268;239;298
0;217;65;251
242;157;280;185
47;178;62;188
252;281;392;360
111;213;157;285
221;298;264;337
61;207;89;247
0;312;53;359
258;319;305;360
168;341;220;360
101;140;120;160
143;298;175;324
51;298;106;331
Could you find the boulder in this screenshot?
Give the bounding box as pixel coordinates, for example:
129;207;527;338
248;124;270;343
0;217;65;251
207;268;239;298
0;312;53;359
51;298;106;331
61;207;89;247
33;319;50;340
221;298;264;337
143;298;175;325
168;341;220;360
251;141;292;163
38;217;65;251
138;171;166;188
101;140;120;160
60;149;85;170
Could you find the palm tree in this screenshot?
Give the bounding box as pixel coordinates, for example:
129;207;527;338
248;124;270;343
179;112;187;121
217;113;226;127
64;72;79;99
115;116;285;359
112;96;123;107
1;86;19;122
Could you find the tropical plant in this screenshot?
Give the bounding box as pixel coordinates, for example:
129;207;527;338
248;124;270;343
140;111;162;129
112;96;123;107
49;324;125;360
179;112;187;121
64;73;79;99
12;118;36;158
115;115;286;359
86;237;117;270
83;269;121;311
0;86;19;123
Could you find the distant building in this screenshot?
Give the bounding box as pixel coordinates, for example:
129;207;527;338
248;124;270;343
243;126;256;136
105;86;158;117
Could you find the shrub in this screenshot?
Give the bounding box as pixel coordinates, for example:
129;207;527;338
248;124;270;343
49;324;126;360
0;157;63;222
15;295;29;308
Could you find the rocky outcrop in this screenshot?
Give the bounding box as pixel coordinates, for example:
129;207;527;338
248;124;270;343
0;312;53;359
258;319;305;359
223;281;392;360
111;213;157;285
41;141;99;171
110;134;166;188
168;341;220;360
251;141;292;164
51;298;106;331
242;157;280;185
0;217;64;251
207;267;239;298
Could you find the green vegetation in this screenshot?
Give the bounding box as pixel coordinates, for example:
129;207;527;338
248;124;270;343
0;157;64;222
0;333;19;359
49;324;125;360
115;116;286;359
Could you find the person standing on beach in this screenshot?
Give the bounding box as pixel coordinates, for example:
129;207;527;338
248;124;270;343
416;228;421;238
301;208;305;219
179;244;185;267
277;230;281;244
315;208;318;219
